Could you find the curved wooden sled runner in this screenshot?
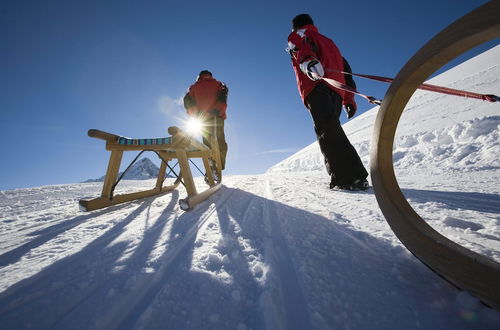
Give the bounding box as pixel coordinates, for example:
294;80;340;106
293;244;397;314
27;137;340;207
370;1;500;310
80;126;223;212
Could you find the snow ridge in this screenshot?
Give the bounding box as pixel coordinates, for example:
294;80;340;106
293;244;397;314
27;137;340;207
393;115;500;171
266;115;500;174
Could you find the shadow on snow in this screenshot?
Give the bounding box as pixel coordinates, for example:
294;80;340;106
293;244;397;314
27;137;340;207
0;187;497;329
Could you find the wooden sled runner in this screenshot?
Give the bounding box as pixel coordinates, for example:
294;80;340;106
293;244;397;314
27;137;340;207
79;125;223;212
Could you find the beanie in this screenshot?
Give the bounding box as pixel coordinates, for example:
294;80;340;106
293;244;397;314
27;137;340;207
197;70;212;80
292;14;314;31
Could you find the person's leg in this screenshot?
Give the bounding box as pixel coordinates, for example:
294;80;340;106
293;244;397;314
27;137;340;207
306;83;368;187
215;116;227;170
202;116;227;171
325;110;368;189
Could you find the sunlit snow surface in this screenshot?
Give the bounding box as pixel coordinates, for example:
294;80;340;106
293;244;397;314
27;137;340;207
1;46;499;329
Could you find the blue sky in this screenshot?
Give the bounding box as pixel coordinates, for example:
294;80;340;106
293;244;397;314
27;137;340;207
0;0;496;190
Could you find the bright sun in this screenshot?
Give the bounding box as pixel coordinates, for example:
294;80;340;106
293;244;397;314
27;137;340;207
185;117;204;135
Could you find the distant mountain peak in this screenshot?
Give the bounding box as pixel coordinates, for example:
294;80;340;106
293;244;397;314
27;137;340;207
123;157;160;180
85;157;160;182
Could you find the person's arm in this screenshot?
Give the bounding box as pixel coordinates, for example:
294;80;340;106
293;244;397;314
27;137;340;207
288;31;324;80
216;83;228;103
214;83;228;119
183;88;197;115
342;58;357;118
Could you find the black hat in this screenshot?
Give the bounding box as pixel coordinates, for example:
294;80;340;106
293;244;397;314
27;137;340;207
292;14;314;30
199;70;212;76
197;70;212;80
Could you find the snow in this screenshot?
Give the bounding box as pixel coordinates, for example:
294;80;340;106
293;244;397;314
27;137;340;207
1;45;500;329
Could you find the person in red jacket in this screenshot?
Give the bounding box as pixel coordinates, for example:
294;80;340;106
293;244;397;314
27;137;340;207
287;14;368;190
183;70;228;173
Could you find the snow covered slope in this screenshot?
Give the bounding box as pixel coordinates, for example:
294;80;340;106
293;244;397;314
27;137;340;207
0;46;499;329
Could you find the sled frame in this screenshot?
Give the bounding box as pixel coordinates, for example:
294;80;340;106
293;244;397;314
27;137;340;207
370;1;500;310
79;125;222;212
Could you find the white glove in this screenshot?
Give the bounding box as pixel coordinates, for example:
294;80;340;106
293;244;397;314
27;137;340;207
300;59;324;81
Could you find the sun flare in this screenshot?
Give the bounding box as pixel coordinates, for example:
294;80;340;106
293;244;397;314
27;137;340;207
185;117;204;135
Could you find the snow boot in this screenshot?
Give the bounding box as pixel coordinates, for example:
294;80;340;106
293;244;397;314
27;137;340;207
329;175;339;189
344;178;369;191
334;178;369;191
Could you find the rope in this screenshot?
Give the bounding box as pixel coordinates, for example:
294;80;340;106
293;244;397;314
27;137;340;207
164;161;179;182
189;159;207;177
110;150;146;199
326;68;499;103
109;151;185;200
321;77;382;105
152;152;184;188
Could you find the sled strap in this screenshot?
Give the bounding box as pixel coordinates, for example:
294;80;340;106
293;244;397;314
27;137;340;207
321;77;382;105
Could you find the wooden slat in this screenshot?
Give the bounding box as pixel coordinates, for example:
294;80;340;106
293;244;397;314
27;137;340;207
202;156;215;186
179;183;222;211
186;151;211;158
175;148;197;197
209;134;222;174
101;150;123;199
88;129;120;142
80;183;180;211
168;127;191;150
169;126;210;151
106;144;175;151
186;135;211;153
156;160;168;190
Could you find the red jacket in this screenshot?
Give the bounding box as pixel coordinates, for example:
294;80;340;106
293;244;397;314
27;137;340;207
287;25;356;107
183;74;228;120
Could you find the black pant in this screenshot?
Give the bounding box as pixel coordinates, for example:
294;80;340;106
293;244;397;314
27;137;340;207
202;115;228;170
305;82;368;186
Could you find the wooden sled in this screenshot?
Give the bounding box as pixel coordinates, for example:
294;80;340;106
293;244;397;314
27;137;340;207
370;1;500;310
79;125;223;212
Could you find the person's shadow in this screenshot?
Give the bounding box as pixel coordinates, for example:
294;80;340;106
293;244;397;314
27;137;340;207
1;187;497;330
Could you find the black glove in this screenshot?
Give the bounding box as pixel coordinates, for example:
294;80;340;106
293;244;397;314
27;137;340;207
345;104;357;119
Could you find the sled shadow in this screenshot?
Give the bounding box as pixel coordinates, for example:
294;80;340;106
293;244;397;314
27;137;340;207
0;191;178;268
0;190;179;328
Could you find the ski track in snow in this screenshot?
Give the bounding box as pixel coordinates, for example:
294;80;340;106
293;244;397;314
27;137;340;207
1;171;499;329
